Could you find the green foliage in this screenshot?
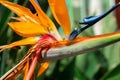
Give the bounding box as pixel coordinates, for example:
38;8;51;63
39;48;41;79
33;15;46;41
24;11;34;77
0;0;120;80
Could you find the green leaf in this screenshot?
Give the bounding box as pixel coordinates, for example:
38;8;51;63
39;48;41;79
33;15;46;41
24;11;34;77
85;52;100;79
101;64;120;80
74;67;89;80
104;42;120;70
59;58;76;80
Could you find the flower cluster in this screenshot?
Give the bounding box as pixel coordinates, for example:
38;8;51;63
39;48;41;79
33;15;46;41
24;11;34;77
0;0;120;80
0;0;72;79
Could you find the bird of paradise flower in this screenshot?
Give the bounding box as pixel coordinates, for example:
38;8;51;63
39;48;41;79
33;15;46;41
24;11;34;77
0;0;120;80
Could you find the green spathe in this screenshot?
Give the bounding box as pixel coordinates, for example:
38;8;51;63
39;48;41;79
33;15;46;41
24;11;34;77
43;32;120;60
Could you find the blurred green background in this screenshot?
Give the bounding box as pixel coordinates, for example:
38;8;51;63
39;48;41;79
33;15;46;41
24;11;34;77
0;0;120;80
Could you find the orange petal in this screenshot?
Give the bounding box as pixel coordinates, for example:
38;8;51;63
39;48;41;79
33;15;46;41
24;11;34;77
8;22;47;37
37;62;50;77
0;0;40;23
48;0;71;36
0;37;39;52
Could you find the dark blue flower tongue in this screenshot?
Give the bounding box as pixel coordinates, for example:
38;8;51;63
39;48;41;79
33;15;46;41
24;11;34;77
69;3;120;40
29;0;40;14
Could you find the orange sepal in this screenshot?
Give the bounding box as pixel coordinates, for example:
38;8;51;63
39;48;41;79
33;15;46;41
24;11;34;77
0;37;39;52
48;0;71;36
37;62;50;77
0;0;40;23
30;0;62;40
23;59;29;80
8;22;47;37
30;0;58;32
